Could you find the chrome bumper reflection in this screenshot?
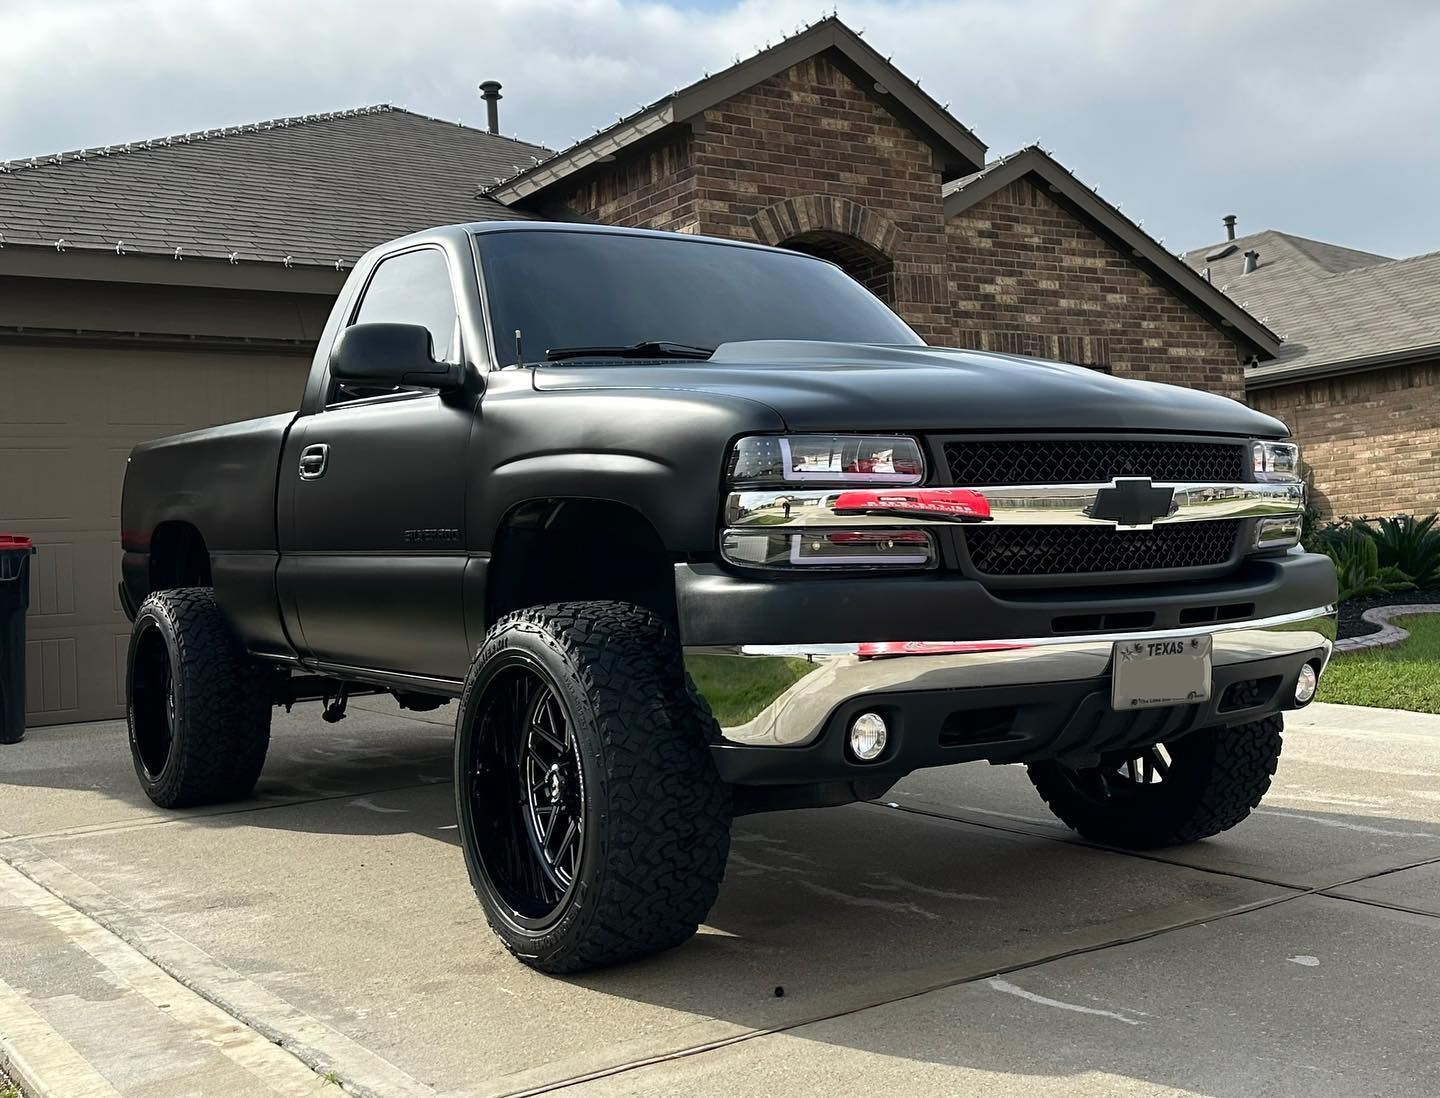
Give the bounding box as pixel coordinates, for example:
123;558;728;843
726;480;1304;529
686;606;1336;749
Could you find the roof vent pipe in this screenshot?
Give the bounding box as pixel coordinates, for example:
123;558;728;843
479;81;502;135
1242;249;1259;274
1223;214;1237;240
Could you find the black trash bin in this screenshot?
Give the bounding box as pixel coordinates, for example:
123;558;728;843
1;535;35;745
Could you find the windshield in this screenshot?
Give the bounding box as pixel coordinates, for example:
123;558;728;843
475;229;922;364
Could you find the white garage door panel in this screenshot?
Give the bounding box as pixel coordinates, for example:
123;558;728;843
0;344;309;726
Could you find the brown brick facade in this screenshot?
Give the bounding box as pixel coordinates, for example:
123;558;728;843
1251;362;1440;517
543;52;1251;395
546;130;699;232
549;54;952;343
946;179;1246;399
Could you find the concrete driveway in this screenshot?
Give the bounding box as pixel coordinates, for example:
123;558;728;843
2;699;1438;1097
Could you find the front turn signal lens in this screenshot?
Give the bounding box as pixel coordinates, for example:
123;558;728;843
728;435;925;486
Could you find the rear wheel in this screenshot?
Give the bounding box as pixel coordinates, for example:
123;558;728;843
1026;716;1283;849
455;600;730;973
127;588;272;808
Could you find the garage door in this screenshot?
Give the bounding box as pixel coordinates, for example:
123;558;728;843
0;344;309;726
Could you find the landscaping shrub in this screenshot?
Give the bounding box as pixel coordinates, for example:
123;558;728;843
1320;531;1415;602
1362;513;1440;587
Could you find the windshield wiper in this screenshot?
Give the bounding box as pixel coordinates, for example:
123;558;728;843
544;340;715;362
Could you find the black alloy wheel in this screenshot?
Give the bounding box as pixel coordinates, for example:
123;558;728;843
463;656;586;928
1027;716;1284;849
454;601;731;973
129;620;176;780
1063;742;1174;804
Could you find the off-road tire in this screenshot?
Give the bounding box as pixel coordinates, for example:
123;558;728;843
126;588;272;808
1026;716;1283;849
455;600;731;973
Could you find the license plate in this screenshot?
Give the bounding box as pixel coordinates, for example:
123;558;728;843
1111;635;1212;710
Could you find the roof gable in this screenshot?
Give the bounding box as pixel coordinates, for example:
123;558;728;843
944;148;1282;360
485;17;987;206
1182;230;1440;385
0;106;552;270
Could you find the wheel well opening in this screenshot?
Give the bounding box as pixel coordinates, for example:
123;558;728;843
149;522;212;590
487;500;676;627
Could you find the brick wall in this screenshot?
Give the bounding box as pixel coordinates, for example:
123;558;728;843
546;130;700;232
1251;361;1440;517
539;55;1252;397
547;53;952;343
946;179;1247;399
689;54;951;343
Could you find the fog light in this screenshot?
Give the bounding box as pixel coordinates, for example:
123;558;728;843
1294;663;1318;705
849;712;888;761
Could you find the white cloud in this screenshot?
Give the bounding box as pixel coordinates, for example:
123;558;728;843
3;0;1438;254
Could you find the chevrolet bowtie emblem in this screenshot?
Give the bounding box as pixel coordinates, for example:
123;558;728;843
1087;477;1177;528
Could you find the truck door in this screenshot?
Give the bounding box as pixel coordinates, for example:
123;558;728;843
278;245;474;682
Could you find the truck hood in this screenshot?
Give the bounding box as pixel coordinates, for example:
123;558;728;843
530;341;1287;437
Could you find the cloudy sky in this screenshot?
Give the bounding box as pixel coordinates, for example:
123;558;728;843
4;0;1437;256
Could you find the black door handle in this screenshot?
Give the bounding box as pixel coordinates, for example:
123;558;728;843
299;443;329;480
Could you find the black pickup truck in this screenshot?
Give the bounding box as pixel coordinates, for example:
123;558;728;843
120;222;1336;972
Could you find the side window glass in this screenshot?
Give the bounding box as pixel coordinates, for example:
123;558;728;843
331;248;459;404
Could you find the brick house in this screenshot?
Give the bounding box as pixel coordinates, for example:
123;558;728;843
1184;226;1440;517
0;17;1276;724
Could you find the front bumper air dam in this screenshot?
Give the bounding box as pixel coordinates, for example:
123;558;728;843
685;603;1335;787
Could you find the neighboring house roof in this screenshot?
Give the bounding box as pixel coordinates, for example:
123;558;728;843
1182;230;1440;388
944;148;1283;360
0;106;551;269
485;16;987;206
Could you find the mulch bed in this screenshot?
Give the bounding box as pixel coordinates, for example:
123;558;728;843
1337;588;1440;640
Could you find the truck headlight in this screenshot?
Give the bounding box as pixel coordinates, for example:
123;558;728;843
1252;441;1300;482
728;435;925;486
722;435;933;571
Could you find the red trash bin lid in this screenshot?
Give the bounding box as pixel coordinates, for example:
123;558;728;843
0;535;33;550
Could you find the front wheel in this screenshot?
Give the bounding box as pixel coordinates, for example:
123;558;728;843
454;601;731;973
1026;716;1283;849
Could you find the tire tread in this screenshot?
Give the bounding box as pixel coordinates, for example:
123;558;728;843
129;587;271;808
1027;715;1283;849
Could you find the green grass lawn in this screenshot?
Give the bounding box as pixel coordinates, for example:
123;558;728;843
685;653;817;726
1321;614;1440;714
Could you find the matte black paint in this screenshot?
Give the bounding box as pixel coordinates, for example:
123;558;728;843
533;341;1289;436
120;220;1318;735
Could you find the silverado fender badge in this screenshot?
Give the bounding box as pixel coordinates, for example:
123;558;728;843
1086;478;1177;528
831;488;993;522
403;528;461;544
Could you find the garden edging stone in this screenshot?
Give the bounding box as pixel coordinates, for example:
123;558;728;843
1332;605;1438;654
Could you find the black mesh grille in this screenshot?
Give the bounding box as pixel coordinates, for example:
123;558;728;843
964;520;1241;577
943;439;1247;486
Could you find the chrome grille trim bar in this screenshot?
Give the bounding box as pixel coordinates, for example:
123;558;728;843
726;481;1304;529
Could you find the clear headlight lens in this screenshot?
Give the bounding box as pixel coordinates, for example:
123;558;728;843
1252;440;1300;482
721;528;937;570
729;435;924;486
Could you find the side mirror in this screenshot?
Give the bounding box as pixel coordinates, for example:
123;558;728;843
328;323;464;391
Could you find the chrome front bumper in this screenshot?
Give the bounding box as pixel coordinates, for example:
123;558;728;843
687;605;1335;751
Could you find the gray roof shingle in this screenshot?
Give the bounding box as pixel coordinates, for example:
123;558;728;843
0;106;552;268
1183;230;1440;380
